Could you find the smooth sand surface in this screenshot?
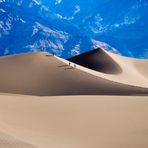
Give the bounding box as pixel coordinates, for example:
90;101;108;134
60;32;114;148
0;95;148;148
0;131;37;148
0;49;148;147
0;50;147;96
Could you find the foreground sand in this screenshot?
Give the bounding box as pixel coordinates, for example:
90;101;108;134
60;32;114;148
0;94;148;148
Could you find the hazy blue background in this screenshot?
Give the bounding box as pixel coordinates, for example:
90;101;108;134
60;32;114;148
0;0;148;58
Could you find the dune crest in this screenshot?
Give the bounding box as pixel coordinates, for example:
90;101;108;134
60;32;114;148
0;50;147;96
68;48;122;74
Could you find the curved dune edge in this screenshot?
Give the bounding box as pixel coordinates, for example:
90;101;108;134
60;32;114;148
68;48;122;74
0;95;148;148
62;48;148;88
0;51;147;96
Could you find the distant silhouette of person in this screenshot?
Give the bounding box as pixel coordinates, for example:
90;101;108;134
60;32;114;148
69;62;71;66
74;64;76;68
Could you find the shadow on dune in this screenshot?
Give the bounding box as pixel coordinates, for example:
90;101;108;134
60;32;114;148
68;48;122;74
0;52;147;96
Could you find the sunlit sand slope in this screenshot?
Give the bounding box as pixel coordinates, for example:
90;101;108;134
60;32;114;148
0;51;147;96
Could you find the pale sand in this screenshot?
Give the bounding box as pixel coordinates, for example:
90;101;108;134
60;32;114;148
0;50;147;96
0;49;148;147
0;95;148;148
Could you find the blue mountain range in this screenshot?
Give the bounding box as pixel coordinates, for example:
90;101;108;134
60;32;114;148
0;0;148;58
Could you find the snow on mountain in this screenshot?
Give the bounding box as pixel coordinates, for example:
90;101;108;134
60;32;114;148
0;0;148;58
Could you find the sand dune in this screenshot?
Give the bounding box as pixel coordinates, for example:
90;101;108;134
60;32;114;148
0;50;147;96
0;49;148;148
68;48;122;74
67;48;148;88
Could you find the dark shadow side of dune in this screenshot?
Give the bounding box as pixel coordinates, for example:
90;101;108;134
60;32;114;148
0;52;147;96
68;48;122;74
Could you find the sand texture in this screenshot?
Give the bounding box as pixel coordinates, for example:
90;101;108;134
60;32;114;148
0;48;148;148
0;48;147;96
0;95;148;148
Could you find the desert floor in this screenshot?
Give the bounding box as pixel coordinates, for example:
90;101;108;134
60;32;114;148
0;94;148;148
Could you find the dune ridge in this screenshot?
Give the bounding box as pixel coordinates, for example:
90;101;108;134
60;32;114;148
66;48;148;88
0;50;147;96
68;48;122;74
